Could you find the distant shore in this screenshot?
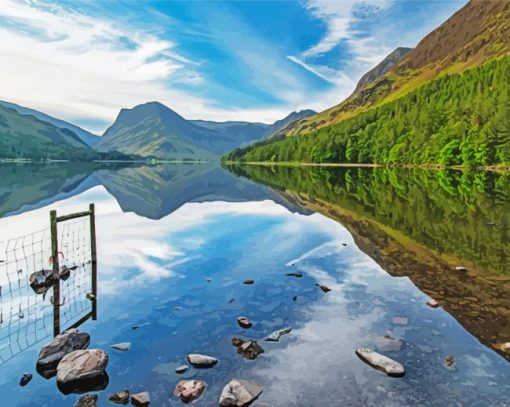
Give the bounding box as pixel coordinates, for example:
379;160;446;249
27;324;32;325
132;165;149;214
223;161;510;172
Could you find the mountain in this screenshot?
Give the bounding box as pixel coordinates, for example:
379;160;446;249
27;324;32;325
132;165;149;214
227;0;510;166
0;100;99;146
269;0;510;139
96;102;316;160
0;104;98;160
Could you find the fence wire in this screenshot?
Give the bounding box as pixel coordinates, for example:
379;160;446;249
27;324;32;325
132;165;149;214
0;215;93;366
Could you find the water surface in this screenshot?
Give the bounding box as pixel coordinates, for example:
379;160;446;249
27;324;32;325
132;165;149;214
0;163;508;406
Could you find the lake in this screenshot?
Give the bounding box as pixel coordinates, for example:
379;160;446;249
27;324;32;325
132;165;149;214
0;162;509;406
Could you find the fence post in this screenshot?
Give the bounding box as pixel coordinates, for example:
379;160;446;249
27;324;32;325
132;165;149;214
50;210;60;337
89;203;97;320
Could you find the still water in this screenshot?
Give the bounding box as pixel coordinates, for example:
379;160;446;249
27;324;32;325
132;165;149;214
0;162;509;406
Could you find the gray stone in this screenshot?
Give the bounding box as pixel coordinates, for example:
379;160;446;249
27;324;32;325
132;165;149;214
375;336;403;352
426;298;439;308
36;329;90;378
175;365;188;374
219;379;263;406
110;342;131;351
109;389;130;404
131;391;150;407
74;394;97;407
173;380;207;403
265;328;292;342
355;348;405;377
187;353;218;368
56;349;109;393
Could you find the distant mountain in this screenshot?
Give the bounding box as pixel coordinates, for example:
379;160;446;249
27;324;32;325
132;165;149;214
228;0;510;166
272;0;510;138
96;102;316;160
0;104;97;160
0;100;99;146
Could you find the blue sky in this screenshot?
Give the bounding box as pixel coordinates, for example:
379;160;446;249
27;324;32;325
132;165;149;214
0;0;466;133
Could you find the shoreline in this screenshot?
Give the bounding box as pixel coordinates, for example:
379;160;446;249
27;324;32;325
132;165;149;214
223;161;510;172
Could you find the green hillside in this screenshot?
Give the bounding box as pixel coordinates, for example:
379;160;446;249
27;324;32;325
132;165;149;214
225;57;510;167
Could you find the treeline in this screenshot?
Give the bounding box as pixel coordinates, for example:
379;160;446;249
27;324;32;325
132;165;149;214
227;164;510;276
225;57;510;166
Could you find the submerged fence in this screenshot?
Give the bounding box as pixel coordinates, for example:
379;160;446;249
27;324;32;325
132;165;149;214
0;204;97;365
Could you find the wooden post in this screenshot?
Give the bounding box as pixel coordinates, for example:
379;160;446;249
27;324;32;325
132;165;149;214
89;203;97;320
50;210;60;337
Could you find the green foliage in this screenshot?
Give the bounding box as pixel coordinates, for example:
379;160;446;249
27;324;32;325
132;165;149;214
226;57;510;167
228;164;510;276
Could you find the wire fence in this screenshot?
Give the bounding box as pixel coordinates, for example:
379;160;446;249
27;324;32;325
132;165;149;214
0;204;97;366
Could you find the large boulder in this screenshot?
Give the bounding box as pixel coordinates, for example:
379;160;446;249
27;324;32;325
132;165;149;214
56;349;109;394
219;379;263;406
36;329;90;378
187;354;218;368
355;348;405;377
173;380;207;403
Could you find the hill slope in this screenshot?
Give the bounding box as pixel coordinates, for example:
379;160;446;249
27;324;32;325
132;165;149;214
0;100;99;146
0;104;97;160
96;102;316;160
274;0;510;138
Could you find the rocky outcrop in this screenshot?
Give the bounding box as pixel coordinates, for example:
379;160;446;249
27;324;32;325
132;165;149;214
36;329;90;378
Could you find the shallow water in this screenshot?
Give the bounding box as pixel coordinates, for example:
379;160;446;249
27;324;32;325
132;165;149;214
0;163;509;406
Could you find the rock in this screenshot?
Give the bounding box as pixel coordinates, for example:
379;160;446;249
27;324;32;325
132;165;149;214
206;278;212;283
455;266;467;272
265;328;292;342
219;379;263;406
342;243;347;246
315;283;331;293
392;317;408;326
292;296;298;301
375;336;403;352
492;342;510;354
109;389;130;404
228;298;235;304
355;348;405;377
187;353;218;368
426;298;439;308
36;329;90;378
173;380;207;403
74;394;98;407
110;342;131;351
232;338;264;360
56;349;109;394
131;322;150;330
243;279;255;285
238;317;253;329
29;269;56;294
175;365;188;374
19;373;32;386
285;272;303;278
417;344;433;354
131;391;150;407
444;355;456;369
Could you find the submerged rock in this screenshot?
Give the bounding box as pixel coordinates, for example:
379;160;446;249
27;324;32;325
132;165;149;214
392;317;408;326
375;335;403;352
131;391;150;407
285;272;303;278
187;353;218;368
175;365;188;374
356;348;405;377
238;317;253;329
56;349;109;394
36;329;90;378
444;355;456;369
232;338;264;360
173;380;207;403
109;389;130;404
74;394;97;407
19;373;32;386
243;279;255;285
110;342;131;351
315;283;331;293
219;379;263;406
265;328;292;342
